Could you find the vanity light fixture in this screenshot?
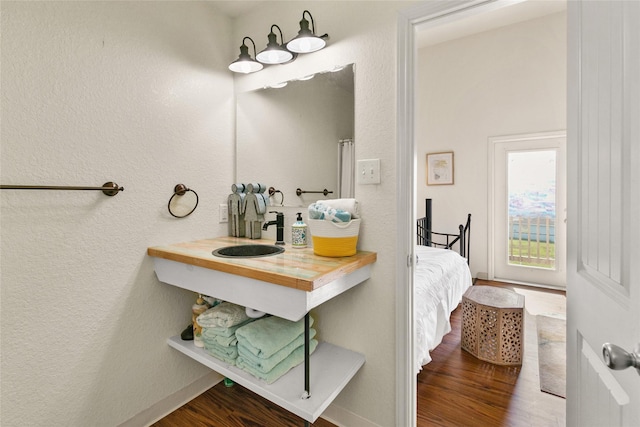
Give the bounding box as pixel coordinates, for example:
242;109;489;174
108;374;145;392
256;25;294;65
298;74;315;81
229;11;328;74
286;10;328;54
229;37;263;74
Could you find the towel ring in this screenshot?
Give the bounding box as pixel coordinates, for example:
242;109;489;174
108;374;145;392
268;186;284;206
168;184;199;218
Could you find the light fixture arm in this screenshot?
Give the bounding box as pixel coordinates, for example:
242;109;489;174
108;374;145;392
271;24;284;45
302;10;315;35
300;10;328;39
243;36;258;58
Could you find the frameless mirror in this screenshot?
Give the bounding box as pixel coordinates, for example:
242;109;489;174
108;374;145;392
236;64;354;207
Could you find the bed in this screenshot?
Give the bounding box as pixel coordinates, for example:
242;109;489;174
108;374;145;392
415;199;472;372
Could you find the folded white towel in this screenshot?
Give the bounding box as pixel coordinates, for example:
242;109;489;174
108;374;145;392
308;203;351;223
196;302;250;328
316;198;359;218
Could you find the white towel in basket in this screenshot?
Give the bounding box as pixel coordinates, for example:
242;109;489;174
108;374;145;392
316;198;359;218
308;203;351;223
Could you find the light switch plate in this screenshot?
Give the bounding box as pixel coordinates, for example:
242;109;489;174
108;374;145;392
357;159;381;184
219;204;228;223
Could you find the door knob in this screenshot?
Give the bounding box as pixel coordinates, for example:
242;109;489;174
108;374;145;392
602;343;640;375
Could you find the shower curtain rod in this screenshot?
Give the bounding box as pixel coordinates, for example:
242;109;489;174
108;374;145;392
0;182;124;196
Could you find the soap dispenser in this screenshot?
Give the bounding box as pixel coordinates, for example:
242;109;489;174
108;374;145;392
292;212;307;248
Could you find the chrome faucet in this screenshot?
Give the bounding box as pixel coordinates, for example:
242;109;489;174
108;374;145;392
262;211;285;245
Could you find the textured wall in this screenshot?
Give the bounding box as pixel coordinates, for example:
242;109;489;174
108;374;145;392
417;11;567;278
232;2;413;425
0;2;234;426
1;1;416;425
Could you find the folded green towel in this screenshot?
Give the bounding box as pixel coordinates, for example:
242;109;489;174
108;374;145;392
204;341;238;360
236;340;318;384
203;318;254;338
205;348;237;365
236;315;314;359
203;334;237;348
237;328;317;374
196;302;250;328
202;328;237;347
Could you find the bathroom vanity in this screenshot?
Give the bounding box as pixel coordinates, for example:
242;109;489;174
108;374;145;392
147;236;376;423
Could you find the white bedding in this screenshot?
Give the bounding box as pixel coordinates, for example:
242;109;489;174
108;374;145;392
414;245;472;373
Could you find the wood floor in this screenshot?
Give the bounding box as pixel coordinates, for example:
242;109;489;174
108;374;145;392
153;380;335;427
154;281;566;427
417;280;567;427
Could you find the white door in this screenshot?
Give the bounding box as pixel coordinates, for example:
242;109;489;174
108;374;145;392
490;132;566;288
567;1;640;426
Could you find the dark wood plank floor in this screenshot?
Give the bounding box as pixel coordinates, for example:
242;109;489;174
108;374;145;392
152;380;336;427
418;280;566;427
154;281;566;427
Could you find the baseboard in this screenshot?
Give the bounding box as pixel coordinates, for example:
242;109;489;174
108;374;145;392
118;371;223;427
321;403;382;427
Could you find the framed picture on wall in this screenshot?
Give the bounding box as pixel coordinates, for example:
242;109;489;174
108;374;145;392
426;151;454;185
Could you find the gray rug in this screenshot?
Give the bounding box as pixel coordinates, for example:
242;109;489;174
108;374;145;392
536;315;566;398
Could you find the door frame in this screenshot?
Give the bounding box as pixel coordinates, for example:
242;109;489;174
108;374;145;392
487;130;567;289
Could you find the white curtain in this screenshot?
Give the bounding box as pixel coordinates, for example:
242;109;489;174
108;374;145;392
338;139;355;198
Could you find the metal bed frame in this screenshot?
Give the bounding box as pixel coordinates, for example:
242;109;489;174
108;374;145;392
417;199;471;264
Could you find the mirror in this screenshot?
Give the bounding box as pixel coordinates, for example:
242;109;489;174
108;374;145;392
236;64;354;207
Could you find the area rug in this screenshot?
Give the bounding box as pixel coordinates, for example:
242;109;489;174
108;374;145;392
536;315;566;398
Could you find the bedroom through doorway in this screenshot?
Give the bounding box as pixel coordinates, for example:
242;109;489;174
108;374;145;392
401;1;568;424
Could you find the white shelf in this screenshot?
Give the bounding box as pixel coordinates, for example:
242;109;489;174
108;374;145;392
168;336;365;423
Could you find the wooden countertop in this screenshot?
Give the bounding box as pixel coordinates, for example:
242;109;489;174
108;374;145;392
147;236;376;292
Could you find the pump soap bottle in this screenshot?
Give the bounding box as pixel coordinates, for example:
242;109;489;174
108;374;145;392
292;212;307;248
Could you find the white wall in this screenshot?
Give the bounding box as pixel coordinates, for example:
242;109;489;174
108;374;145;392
2;1;416;426
416;11;567;278
232;2;413;425
1;2;234;426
